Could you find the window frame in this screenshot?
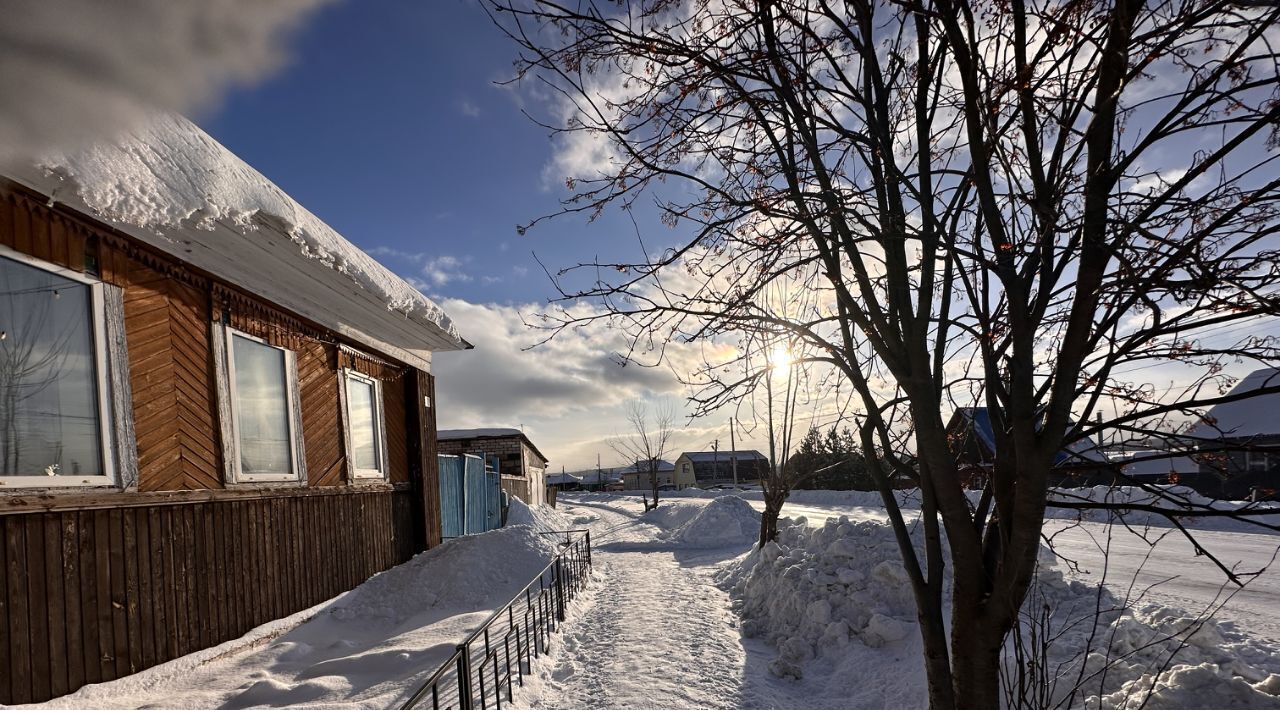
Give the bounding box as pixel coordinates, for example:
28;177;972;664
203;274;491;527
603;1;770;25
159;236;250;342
0;245;118;489
340;367;389;481
219;326;305;485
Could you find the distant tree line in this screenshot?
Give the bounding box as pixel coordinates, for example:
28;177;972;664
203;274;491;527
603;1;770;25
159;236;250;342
787;426;875;491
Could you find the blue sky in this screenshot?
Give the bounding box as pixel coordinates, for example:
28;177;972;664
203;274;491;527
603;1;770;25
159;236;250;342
200;0;646;308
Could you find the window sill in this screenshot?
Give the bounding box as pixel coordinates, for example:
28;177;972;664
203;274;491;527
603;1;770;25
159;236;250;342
0;476;117;491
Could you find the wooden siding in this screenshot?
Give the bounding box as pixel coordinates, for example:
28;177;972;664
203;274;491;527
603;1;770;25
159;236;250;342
299;340;347;487
125;264;223;491
0;488;416;705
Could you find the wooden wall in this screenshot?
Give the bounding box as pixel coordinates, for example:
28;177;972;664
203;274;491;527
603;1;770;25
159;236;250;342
0;488;416;704
0;183;442;704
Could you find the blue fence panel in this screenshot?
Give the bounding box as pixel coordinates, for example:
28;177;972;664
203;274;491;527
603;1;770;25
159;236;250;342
463;454;489;535
485;470;502;531
438;454;465;538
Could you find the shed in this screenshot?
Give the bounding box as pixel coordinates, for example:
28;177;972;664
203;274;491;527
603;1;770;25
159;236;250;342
437;428;549;506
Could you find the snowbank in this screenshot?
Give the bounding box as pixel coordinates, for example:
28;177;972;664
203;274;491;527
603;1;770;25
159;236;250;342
505;496;574;533
34;113;459;340
722;516;1280;707
1046;484;1280;532
35;525;561;709
666;496;761;548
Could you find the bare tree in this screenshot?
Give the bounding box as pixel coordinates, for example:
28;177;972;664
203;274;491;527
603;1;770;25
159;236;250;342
610;400;677;511
487;1;1280;707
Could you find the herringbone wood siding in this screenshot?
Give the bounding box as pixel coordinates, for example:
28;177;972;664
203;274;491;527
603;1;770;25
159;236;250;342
299;340;346;486
125;265;222;491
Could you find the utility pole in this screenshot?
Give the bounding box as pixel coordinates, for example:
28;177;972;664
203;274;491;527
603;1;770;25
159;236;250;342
712;439;719;488
730;417;739;489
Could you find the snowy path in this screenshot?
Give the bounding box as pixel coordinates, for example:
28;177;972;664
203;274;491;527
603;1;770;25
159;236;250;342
517;497;789;709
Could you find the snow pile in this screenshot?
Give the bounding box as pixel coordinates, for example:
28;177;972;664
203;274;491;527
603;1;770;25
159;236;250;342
643;499;709;530
1047;484;1280;532
723;516;1280;707
330;524;560;624
724;515;932;682
35;113;459;340
38;525;561;709
505;496;573;533
666;495;761;548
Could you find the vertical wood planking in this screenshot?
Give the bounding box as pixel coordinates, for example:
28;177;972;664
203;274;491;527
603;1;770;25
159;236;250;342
5;517;31;704
107;509;129;680
93;511;115;683
135;509;155;671
0;518;9;703
43;515;68;698
61;512;84;694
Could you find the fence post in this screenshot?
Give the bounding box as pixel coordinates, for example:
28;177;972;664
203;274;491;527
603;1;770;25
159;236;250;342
458;643;474;710
554;557;566;622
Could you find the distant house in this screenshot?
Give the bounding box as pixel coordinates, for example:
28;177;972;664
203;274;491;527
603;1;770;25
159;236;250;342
946;407;1117;488
619;458;690;490
1186;368;1280;500
674;450;769;486
438;428;549;505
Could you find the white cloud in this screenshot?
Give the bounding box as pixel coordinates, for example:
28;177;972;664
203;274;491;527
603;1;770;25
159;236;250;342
0;0;330;164
457;98;482;118
423;255;473;286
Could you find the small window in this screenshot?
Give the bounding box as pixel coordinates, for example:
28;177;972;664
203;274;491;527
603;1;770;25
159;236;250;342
224;330;302;482
342;369;387;480
0;251;114;487
1246;450;1270;473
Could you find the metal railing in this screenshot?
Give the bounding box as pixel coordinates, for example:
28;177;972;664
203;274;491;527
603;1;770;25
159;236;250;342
401;529;593;710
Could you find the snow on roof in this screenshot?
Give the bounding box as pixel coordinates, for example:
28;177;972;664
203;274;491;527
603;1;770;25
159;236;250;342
680;450;767;463
438;428;525;440
6;113;466;369
1122;454;1199;478
618;459;676;474
546;472;582;485
1190;368;1280;440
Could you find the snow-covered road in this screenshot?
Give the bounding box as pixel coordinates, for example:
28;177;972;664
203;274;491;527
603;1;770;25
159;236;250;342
753;499;1280;643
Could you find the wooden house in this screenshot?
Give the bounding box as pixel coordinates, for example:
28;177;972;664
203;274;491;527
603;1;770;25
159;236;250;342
0;115;468;703
946;407;1118;488
619;459;685;490
437;428;549;506
674;450;769;487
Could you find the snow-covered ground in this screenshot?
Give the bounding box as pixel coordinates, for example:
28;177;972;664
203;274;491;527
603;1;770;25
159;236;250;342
517;492;1280;709
24;491;1280;708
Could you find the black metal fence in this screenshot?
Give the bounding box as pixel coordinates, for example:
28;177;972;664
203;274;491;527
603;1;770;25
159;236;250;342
400;529;593;710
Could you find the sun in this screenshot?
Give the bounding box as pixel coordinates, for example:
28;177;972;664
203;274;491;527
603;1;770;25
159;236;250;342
768;342;794;370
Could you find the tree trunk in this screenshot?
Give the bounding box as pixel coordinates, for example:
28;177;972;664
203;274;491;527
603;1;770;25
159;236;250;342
759;488;786;545
648;469;660;510
950;614;1004;710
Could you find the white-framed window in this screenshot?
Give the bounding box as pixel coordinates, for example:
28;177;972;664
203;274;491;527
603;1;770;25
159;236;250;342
341;368;388;480
0;246;119;488
218;327;304;483
1246;450;1271;473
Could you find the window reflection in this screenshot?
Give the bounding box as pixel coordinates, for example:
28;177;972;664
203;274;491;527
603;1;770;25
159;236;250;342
346;375;380;473
0;255;103;477
231;334;292;475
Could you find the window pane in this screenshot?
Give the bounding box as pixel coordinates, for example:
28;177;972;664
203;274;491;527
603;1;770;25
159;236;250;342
0;255;103;477
346;376;380;472
231;335;292;475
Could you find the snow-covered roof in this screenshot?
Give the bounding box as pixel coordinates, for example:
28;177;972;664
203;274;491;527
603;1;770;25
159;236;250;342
438;428;525;440
679;450;767;463
546;472;581;486
1121;453;1199;478
1190;368;1280;440
618;459;676;474
5;114;467;371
